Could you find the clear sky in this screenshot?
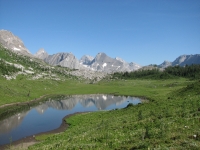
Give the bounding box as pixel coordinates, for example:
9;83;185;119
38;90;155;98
0;0;200;66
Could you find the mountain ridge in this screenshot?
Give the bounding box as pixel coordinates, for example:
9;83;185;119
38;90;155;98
35;50;142;72
159;54;200;68
1;29;200;72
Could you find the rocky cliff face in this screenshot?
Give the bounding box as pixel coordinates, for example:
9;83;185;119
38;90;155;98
35;49;80;69
44;53;80;69
0;30;30;55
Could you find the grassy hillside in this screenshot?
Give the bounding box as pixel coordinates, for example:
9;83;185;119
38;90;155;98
0;46;80;105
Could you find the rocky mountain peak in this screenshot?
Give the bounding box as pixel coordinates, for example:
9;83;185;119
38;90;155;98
36;48;47;54
83;52;142;72
35;48;48;59
80;55;94;65
94;52;107;61
0;30;30;55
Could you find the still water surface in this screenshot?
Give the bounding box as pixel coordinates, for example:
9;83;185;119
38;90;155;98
0;94;141;145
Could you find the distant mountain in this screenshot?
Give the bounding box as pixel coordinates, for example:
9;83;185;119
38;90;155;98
34;48;48;60
89;52;125;72
0;30;31;55
80;55;94;66
158;61;172;68
115;57;141;71
80;53;141;72
172;54;200;66
129;62;142;70
159;54;200;68
44;52;80;69
0;29;141;72
35;50;142;72
34;48;80;69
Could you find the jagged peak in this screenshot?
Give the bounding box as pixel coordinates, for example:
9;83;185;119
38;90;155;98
80;55;94;60
35;48;48;55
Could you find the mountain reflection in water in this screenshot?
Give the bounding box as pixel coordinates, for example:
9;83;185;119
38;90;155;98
0;94;141;145
35;94;140;113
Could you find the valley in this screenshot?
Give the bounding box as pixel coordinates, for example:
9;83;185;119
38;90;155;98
0;30;200;149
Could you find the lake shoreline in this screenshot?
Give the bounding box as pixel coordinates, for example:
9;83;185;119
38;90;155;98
0;94;143;150
0;111;89;150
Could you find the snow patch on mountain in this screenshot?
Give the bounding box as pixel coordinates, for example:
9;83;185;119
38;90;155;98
102;63;107;68
13;47;21;51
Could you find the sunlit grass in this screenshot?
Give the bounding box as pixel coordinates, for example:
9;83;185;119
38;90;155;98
0;76;187;105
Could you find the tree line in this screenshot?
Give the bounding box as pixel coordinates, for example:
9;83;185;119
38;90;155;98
112;64;200;80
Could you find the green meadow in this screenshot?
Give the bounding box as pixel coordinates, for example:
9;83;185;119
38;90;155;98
26;78;199;150
1;76;199;149
0;75;188;106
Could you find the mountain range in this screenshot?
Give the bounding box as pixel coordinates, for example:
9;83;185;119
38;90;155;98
0;29;200;72
34;48;141;72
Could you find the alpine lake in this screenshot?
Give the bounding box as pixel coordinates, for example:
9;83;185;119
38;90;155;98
0;94;142;145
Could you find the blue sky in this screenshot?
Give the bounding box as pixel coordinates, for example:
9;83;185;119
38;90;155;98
0;0;200;66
